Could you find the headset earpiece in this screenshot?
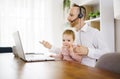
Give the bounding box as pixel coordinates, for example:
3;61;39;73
78;6;83;19
78;13;83;18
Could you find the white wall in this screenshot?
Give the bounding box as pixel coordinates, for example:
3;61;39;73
114;0;120;52
115;19;120;52
100;0;115;51
51;0;64;47
114;0;120;19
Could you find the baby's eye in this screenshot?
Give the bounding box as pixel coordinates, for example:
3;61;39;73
68;40;70;42
63;39;65;42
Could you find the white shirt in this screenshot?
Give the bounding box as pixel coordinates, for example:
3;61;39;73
75;23;110;67
50;23;110;67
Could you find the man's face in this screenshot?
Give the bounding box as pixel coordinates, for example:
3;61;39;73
62;34;74;48
67;7;79;27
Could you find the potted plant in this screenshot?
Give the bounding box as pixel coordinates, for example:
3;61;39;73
88;10;100;19
63;0;71;11
88;12;96;19
95;10;100;17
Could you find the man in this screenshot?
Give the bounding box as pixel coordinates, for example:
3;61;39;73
40;4;109;67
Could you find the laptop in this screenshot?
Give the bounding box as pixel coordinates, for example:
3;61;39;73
13;31;55;62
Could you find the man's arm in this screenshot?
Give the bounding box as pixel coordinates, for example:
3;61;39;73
74;32;110;59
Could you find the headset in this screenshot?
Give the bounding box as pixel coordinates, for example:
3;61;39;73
71;5;86;23
78;6;84;18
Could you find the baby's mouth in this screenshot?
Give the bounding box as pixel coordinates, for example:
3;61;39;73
64;44;70;48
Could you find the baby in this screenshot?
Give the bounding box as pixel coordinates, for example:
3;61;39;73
41;29;82;63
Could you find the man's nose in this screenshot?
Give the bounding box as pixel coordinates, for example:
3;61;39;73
67;16;71;21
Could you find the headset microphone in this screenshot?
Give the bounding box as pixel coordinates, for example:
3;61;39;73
71;17;78;23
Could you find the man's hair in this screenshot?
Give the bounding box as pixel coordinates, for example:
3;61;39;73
63;29;75;41
72;3;86;19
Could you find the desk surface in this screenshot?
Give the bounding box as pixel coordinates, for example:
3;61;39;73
0;53;120;79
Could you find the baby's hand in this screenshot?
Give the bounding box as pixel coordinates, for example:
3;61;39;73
50;54;56;57
40;40;52;49
50;54;62;61
69;44;74;53
74;45;88;56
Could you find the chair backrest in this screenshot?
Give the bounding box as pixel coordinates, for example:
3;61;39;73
95;53;120;74
0;47;12;53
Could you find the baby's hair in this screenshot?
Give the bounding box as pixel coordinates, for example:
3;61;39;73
63;29;75;41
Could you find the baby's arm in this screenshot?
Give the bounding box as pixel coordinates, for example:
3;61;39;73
70;52;82;63
69;45;82;63
50;53;63;60
40;40;52;49
40;40;61;53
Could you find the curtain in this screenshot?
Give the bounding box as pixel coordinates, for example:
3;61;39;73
0;0;55;53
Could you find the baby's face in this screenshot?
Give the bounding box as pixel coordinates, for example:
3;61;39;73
62;34;74;48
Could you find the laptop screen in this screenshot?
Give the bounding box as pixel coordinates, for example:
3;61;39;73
13;31;26;59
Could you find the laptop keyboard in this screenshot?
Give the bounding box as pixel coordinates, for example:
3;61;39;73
25;54;55;61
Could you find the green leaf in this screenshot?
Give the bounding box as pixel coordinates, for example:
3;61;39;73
63;0;71;11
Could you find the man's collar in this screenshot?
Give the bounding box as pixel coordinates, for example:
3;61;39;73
80;23;88;32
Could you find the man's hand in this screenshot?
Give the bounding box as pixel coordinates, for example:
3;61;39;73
74;45;88;56
40;40;52;49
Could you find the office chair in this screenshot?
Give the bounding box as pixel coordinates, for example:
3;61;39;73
95;52;120;74
0;47;12;53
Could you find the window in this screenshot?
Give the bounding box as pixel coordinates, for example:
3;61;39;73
0;0;54;52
